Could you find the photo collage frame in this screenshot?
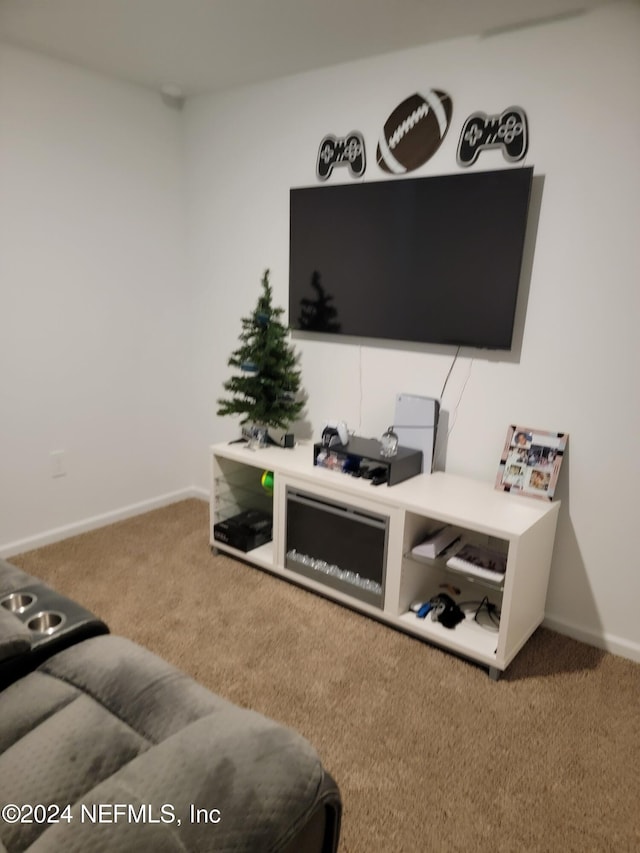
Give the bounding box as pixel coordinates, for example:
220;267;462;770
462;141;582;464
495;425;567;501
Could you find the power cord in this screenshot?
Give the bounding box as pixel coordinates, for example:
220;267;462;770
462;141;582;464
433;346;473;471
460;596;501;631
439;346;461;399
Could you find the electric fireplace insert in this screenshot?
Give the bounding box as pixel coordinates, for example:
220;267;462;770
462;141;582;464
285;488;389;608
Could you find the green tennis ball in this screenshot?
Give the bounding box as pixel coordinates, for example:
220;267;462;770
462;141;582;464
261;470;274;493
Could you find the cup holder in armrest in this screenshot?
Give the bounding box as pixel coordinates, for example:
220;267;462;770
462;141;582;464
1;582;108;686
1;592;37;614
26;611;66;635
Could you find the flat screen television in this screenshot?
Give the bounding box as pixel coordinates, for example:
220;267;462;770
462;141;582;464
289;167;534;350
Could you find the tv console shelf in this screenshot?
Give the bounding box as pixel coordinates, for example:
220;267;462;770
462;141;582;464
210;441;560;679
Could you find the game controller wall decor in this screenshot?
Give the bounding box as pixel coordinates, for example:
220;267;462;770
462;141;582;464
457;107;528;167
316;132;366;181
313;96;528;180
376;90;453;174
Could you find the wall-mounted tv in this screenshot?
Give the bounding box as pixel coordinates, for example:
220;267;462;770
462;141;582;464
289;167;534;350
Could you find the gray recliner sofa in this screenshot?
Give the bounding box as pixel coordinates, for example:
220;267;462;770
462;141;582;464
0;559;341;853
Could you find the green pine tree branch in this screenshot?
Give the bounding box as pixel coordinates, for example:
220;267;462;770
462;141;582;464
217;269;305;430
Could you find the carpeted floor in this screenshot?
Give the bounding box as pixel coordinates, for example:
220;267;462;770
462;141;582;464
11;499;640;852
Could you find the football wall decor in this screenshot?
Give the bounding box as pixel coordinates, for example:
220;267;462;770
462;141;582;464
457;107;528;167
376;90;453;174
317;132;366;181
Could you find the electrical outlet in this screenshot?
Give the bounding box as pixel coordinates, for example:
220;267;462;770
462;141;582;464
50;450;66;478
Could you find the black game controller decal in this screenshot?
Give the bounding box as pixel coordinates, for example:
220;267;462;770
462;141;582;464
457;107;528;167
317;132;366;181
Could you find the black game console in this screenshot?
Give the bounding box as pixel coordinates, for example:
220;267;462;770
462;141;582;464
213;509;273;552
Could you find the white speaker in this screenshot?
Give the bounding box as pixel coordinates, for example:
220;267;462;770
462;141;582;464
394;394;440;473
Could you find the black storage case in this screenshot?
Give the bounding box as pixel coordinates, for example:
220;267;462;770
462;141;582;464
313;436;422;486
213;509;273;552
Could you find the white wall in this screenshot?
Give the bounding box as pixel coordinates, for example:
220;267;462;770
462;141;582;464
0;46;192;552
184;2;640;660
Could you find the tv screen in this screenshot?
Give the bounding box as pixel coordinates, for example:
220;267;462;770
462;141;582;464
289;167;534;349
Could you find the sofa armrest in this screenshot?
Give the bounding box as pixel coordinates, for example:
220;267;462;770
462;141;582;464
0;635;341;853
280;770;342;853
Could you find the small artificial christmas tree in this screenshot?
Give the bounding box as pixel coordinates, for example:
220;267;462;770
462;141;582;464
217;270;304;435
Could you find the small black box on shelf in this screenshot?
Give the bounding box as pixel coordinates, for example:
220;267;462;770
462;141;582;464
213;509;273;552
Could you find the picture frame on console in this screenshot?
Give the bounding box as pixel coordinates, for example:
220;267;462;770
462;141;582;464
495;425;567;501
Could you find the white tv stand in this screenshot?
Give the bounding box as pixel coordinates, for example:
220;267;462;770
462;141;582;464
210;440;560;679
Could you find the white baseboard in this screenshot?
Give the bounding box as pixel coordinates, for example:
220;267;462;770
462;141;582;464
543;614;640;665
0;487;210;559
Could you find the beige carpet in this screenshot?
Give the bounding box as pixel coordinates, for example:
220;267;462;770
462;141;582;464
12;499;640;853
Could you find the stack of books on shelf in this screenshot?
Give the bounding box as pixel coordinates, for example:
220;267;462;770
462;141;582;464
445;543;507;584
